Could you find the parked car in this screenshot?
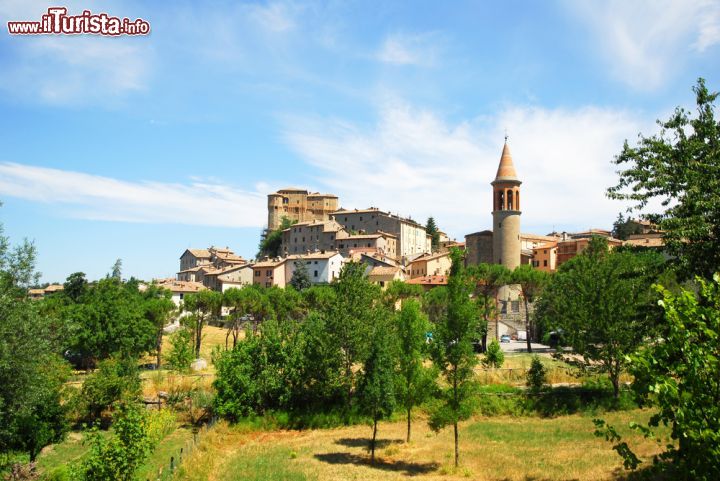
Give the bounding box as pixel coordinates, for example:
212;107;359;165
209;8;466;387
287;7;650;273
500;334;511;343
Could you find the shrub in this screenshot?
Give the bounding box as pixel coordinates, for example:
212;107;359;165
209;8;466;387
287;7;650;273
482;339;505;368
526;355;548;392
165;328;194;373
80;358;140;423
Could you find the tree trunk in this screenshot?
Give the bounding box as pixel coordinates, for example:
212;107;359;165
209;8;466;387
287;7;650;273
156;330;163;369
524;297;532;353
371;417;378;464
195;317;203;358
407;407;411;443
454;421;459;467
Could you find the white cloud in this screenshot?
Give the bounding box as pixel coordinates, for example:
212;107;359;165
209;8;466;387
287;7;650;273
566;0;720;89
0;1;152;104
0;163;266;228
284;100;651;240
377;32;440;66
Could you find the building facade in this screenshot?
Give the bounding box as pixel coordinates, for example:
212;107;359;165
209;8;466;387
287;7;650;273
267;188;339;231
280;219;345;255
284;251;344;285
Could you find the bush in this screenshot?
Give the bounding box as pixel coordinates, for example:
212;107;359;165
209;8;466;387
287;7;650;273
80;358;140;423
482;339;505;368
165;328;194;373
526;355;548;392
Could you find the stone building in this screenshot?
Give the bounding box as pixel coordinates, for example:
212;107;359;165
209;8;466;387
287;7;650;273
267;188;339;231
330;208;431;259
280;219;345;255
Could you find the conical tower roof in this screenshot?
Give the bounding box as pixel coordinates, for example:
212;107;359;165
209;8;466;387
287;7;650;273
493;141;520;183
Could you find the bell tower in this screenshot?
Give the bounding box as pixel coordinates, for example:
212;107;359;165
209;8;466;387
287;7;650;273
492;139;521;270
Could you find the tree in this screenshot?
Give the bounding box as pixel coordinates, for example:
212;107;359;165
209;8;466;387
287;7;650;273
526;355;548;393
382;280;424;310
467;263;510;351
0;221;69;463
394;299;436;443
110;259;122;280
426;217;440;252
607;78;720;279
64;278;156;368
80;357;141;422
611;213;643;241
535;237;664;398
325;262;381;405
165;328;194;373
183;289;222;358
289;260;312;291
483;339;504;368
141;285;175;368
511;264;550;353
63;272;88;302
258;216;295;258
358;325;396;463
429;249;479;467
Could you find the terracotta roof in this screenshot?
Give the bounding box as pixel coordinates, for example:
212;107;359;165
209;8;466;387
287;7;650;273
286;251;343;260
44;284;64;293
533;242;558;250
409;252;450;264
253;259;287;268
214;252;246;262
406;275;448;286
156;279;207;293
624;237;665;248
521;233;560;242
493;142;519;182
184;248;211;259
28;288;45;295
178;266;203;274
368;266;401;277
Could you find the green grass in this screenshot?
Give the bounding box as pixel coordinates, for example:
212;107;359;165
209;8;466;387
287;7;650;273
136;425;193;481
218;446;316;481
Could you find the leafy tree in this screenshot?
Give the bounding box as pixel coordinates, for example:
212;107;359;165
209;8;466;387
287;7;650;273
611;213;643;241
382;280;424;309
325;261;381;405
110;259;122;280
289;260;312;291
467;263;510;351
422;285;448;324
511;264;550;353
141;285;175;368
535;237;664;398
0;221;69;463
426;217;440;252
394;299;436;442
482;338;504;368
607;78;720;279
258;216;295;258
63;272;88;302
429;249;479;467
265;285;304;322
302;285;336;313
165;328;194;373
64;278;156;368
183;289;222;358
358;325;396;463
79;402;151;481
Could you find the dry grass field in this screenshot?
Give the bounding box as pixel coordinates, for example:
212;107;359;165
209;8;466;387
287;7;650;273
173;409;666;481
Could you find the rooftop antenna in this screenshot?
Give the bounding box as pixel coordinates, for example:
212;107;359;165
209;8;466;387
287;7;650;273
504;128;508;143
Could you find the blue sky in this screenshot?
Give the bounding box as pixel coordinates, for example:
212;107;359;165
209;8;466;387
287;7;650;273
1;0;718;283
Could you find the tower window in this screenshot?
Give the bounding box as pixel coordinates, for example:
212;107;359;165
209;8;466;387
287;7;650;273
507;189;513;210
516;191;520;210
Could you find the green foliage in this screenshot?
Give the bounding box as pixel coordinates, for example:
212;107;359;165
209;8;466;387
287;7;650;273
426;217;440;252
621;275;720;479
63;277;157;368
62;272;87;303
483;339;505;368
428;249;480;466
526;355;548;393
394;300;437;442
0;221;70;462
358;325;396;462
183;289;222;358
422;285;448;324
289;261;312;291
383;280;424;308
141;284;175;368
301;285;336;312
535;237;665;397
466;263;511;351
166;328;195;373
79;357;141;423
78;402;151;481
611;213;643;241
258;217;295;258
511;264;550;352
607;78;720;279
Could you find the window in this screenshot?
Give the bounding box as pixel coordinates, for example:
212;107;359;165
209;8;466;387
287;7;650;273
360;217;363;221
314;270;318;277
511;301;520;313
179;293;184;300
266;270;272;276
255;271;260;277
314;261;318;264
543;260;548;267
379;281;385;287
507;189;513;210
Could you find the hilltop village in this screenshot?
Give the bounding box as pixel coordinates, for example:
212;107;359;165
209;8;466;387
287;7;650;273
157;142;663;339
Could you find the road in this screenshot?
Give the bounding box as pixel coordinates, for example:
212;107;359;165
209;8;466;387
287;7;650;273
499;339;554;354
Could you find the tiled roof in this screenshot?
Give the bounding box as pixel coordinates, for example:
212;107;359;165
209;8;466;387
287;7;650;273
406;275;448;286
44;284;64;293
368;266;401;276
494;142;519;182
156;279;207;293
253;259;287;268
286;251;342;260
184;249;211;259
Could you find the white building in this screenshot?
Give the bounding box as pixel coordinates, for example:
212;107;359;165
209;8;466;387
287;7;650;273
284;251;344;285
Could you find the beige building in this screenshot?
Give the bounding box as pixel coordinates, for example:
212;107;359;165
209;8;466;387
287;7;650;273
217;264;255;292
367;266;405;289
155;279;207;307
178;246;247;283
330;208;431;259
252;259;287;288
267;188;339;231
179;249;212;271
407;252;452;279
532;242;558;272
280;219;345;255
335;231;397;257
556;234;623;268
